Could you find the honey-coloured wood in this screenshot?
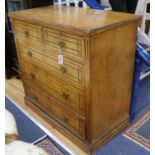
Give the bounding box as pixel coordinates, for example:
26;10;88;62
18;44;85;88
43;27;86;63
13;20;42;49
10;5;141;153
21;60;86;115
88;22;139;143
5;78;88;155
23;81;86;139
10;5;141;35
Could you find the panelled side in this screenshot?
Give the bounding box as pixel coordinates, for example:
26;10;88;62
89;21;139;143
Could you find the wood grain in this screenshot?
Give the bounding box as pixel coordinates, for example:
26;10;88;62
88;21;138;142
18;44;85;88
23;81;86;139
10;5;141;153
5;78;88;155
43;27;85;63
10;5;141;35
21;60;86;115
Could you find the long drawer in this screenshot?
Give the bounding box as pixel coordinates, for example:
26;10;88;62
18;44;84;88
43;27;85;63
13;20;42;48
23;81;86;139
21;59;85;115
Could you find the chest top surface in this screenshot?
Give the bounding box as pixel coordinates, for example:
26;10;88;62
10;5;141;34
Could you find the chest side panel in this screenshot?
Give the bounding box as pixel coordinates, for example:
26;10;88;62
89;21;139;143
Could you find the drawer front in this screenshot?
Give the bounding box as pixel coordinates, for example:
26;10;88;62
43;28;85;63
24;81;85;139
18;45;84;87
21;60;85;115
13;20;42;48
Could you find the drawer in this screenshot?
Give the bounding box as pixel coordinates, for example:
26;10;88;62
43;27;85;63
21;60;85;115
24;81;86;139
18;45;84;87
13;20;42;48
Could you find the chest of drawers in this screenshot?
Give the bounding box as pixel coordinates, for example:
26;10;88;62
10;5;141;153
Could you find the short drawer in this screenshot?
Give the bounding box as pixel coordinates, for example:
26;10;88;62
43;27;85;63
18;45;84;87
13;20;42;48
21;60;85;115
24;81;86;139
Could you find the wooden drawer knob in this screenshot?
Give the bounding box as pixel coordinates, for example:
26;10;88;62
64;116;69;123
60;66;67;73
24;31;30;37
30;73;36;79
33;96;38;101
62;91;69;99
27;51;32;57
58;41;65;48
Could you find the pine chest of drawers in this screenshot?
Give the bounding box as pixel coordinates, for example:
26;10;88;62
10;5;141;153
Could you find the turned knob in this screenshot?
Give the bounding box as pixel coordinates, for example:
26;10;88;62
27;51;32;57
62;91;69;99
60;66;67;73
30;73;35;79
33;96;38;101
24;31;30;37
64;116;69;123
58;41;65;49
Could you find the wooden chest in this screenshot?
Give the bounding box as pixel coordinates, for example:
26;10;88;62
10;5;141;153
